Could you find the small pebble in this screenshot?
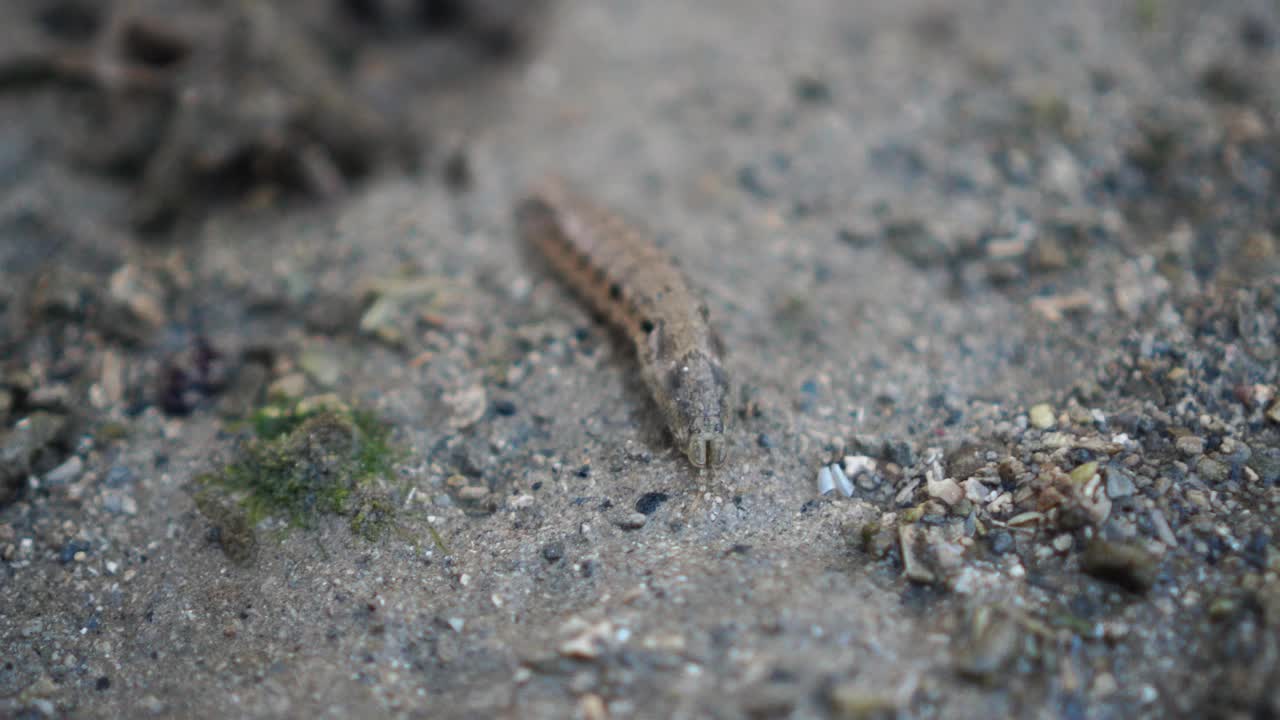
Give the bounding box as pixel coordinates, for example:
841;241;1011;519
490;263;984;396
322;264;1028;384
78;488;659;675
59;540;90;564
634;492;669;515
299;350;342;388
987;530;1014;555
822;682;896;718
617;512;648;530
1266;400;1280;425
457;486;488;502
1175;435;1205;457
1029;404;1056;430
757;433;774;449
445;385;487;430
1104;464;1137;498
1196;457;1228;484
267;373;307;400
541;542;564;563
843;455;878;479
927;477;964;506
44;456;83;485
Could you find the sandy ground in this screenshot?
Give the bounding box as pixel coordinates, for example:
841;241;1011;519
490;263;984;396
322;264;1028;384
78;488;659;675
2;1;1279;718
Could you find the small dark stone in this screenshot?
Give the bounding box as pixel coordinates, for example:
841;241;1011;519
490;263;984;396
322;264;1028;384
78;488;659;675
1204;534;1230;565
1112;413;1156;437
477;26;522;61
1242;531;1270;570
1248;446;1280;484
541;542;564;563
885;218;950;268
837;227;875;248
493;399;517;417
531;481;542;491
987;530;1015;555
416;0;468;30
442;148;473;191
340;0;383;24
882;438;915;467
95;676;110;691
1240;15;1271;50
635;492;670;515
757;433;774;449
157;337;230;416
37;2;102;41
1069;448;1095;465
159;366;195;416
737;165;772;200
59;540;91;564
793;75;832;104
576;465;591;478
1200;63;1253;103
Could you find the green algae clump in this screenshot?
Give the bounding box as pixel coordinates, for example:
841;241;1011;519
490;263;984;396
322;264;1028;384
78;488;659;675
196;398;400;556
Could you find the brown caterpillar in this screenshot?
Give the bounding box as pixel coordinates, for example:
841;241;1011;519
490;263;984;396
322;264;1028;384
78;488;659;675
515;176;731;468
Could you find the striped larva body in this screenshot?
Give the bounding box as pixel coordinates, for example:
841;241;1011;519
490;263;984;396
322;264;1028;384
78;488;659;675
515;177;731;468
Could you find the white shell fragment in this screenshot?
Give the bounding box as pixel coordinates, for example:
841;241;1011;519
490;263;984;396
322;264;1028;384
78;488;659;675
831;464;854;497
817;465;836;495
843;455;878;478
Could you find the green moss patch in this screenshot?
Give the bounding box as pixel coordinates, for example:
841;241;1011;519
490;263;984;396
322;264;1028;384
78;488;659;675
196;397;402;558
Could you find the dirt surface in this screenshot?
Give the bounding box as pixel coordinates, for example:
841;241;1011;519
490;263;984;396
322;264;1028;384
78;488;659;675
2;0;1280;718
